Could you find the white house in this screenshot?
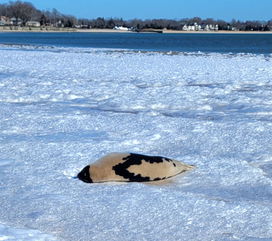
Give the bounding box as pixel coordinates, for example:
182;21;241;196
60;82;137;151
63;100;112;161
204;24;219;31
10;17;22;25
183;23;202;31
26;21;41;27
183;23;220;31
182;24;188;31
113;26;130;31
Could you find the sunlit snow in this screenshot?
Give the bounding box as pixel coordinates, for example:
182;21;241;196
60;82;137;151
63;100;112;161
0;45;272;241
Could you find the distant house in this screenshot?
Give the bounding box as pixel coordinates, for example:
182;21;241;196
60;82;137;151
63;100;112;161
26;21;41;27
183;23;202;31
204;24;218;31
10;17;23;26
182;24;188;31
0;16;10;25
113;26;130;31
183;23;219;31
75;24;90;29
54;20;64;28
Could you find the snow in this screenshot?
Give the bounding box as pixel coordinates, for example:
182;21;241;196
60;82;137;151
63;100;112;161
0;223;57;241
0;44;272;241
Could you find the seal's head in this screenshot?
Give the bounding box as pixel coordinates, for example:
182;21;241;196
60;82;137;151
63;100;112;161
77;165;93;183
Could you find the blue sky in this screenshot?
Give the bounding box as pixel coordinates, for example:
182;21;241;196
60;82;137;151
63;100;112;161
1;0;271;21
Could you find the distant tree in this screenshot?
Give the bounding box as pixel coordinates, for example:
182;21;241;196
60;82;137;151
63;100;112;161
7;1;37;25
31;9;42;22
191;17;202;24
64;19;72;27
93;17;106;28
263;25;270;31
112;18;126;27
245;21;254;31
106;18;115;28
202;18;216;25
217;19;228;30
0;3;8;16
127;19;144;30
39;14;48;26
267;20;272;31
78;18;91;28
63;15;77;27
51;8;62;25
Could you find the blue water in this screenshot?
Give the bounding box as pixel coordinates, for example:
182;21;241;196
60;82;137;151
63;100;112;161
0;32;271;54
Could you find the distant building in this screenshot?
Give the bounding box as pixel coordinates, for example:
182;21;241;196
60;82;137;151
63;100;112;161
183;23;219;31
0;19;5;26
54;20;64;28
0;16;10;25
182;25;188;31
10;17;23;26
113;26;130;31
183;23;202;31
205;24;218;31
26;21;41;27
75;24;90;29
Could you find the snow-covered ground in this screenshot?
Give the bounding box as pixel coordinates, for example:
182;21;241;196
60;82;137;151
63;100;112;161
0;45;272;241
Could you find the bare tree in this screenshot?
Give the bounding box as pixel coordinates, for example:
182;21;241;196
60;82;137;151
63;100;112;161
7;1;36;25
92;17;106;28
0;4;8;16
63;15;77;27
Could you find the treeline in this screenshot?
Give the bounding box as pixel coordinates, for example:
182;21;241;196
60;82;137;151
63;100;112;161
80;17;272;31
0;1;272;31
0;1;77;27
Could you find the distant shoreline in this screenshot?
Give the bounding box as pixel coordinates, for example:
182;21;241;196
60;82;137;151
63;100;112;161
0;27;272;34
163;30;272;34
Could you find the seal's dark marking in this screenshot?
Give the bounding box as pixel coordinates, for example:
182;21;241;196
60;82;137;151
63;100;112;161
153;177;162;181
77;165;93;183
112;153;172;182
124;153;172;164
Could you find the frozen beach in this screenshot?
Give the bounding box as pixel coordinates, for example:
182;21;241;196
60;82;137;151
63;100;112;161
0;44;272;240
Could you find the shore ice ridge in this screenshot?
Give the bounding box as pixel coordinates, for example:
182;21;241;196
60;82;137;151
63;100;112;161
0;45;271;241
1;43;272;57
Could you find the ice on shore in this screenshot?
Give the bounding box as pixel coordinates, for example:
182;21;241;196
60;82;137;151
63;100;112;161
0;223;57;241
0;45;271;241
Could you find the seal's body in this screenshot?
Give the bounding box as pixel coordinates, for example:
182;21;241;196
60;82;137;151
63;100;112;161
77;153;194;183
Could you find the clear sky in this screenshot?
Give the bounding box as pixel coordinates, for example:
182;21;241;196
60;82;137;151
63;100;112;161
0;0;271;21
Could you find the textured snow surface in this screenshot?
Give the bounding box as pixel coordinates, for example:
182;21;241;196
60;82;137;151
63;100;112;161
0;223;57;241
0;45;272;241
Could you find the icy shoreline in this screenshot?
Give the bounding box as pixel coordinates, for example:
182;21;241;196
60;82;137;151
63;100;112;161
0;46;271;241
0;222;57;241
